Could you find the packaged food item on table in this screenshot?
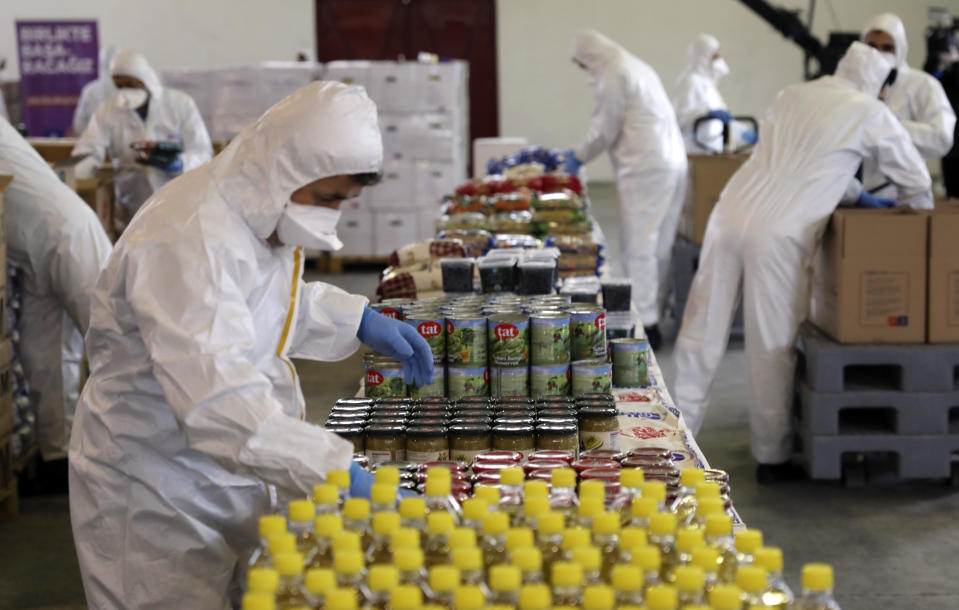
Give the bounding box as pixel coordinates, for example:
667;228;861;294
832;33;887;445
568;306;608;361
478;257;518;293
600;278;632;312
365;358;408;399
440;258;476;293
365;424;407;465
530;364;571;399
449;424;492;463
405;426;450;463
489;233;543;250
445;315;487;366
448;366;489;400
535;422;580;453
578;405;620;452
436;230;492;258
489;366;529;398
437;212;488;232
572;360;613;396
492;424;536;459
404;313;446;365
487;314;530;367
517;260;557;296
611;338;650;388
442;194;488;215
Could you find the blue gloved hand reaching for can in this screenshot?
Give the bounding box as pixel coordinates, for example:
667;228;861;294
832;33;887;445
356;306;434;387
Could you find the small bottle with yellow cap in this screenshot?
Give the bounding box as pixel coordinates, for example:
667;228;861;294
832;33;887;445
667;468;706;524
737;565;769;608
453;546;491;597
369;482;398;515
615;526;648;566
519;494;550;531
273;551;311;608
523;479;549;501
518;583;552;610
582;584;615;610
630;544;662;589
505;526;534;561
534;511;565;577
395;547;427;589
460;497;490;533
511;546;543;585
287;500;317;567
692;496;725;530
324;587;358;610
797;563;840;609
673;526;705;572
610;564;644;606
649;512;678;577
498;466;526;523
691;546;721;593
645;583;678;610
426;565;460;607
574;496;604;530
627;496;657;530
342;498;372;550
674;565;706;605
246;567;279;597
249;515;287;569
325;469;351;506
398;496;427;544
472;484;500;513
309;513;342;569
703;513;737;583
560;526;591;562
734;528;764;571
365;511;401;565
312;483;340;516
240;592;275;610
263;533;296;570
640;480;668;512
551;561;584;607
424;466;462;518
480;511;509;569
424;511;456;567
591;511;620;579
453;584;487;610
572;546;603;586
332;550;365;604
303;568;335;607
609;467;645;514
389;584;423;610
709;584;743;610
549;468;579;517
755;546;794;609
448;526;477;551
488;564;521;606
360;564;399;610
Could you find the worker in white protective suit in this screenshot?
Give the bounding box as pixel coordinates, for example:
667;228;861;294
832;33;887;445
673;42;932;483
0;117;112;490
566;30;687;348
857;13;955;198
672;34;757;154
72;45;117;136
73;49;212;226
0;57;9;122
69;81;434;609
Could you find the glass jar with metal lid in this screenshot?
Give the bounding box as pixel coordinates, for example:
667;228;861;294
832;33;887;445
491;423;536;458
577;406;620;452
535;422;580;453
365;424;406;465
449;423;492;463
405;425;449;463
325;424;365;453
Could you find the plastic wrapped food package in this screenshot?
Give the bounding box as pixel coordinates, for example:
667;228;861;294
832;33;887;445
517;260;557;296
390;238;466;268
435;229;492;258
532;189;585;211
436;213;488;232
440;258;476;293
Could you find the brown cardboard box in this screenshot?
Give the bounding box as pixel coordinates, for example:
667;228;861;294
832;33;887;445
26;137;78;164
927;205;959;343
679;153;748;245
809;208;927;343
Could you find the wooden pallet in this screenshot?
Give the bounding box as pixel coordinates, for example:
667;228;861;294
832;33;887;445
0;478;17;520
309;253;390;274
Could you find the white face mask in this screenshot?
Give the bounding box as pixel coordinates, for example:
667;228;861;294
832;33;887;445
116;88;149;110
710;57;730;79
275;202;343;251
880;51;899;69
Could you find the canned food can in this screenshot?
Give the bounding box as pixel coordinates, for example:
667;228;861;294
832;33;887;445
445;316;488;366
448;366;489;400
611;338;650;387
568;306;607;361
364;360;408;399
371;302;406;320
487;313;530;367
409;368;447;399
571;359;613;396
530;312;571;365
405;315;446;364
489;366;529;398
530;364;571;399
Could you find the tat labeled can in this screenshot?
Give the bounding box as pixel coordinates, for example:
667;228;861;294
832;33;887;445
530;364;571;399
571;359;613;396
364;358;408;399
448;366;490;400
409;367;447;399
530;312;571;365
488;313;530;367
568;306;607;361
489;366;530;398
405;314;446;364
371;302;407;320
611;338;650;387
445;316;488;366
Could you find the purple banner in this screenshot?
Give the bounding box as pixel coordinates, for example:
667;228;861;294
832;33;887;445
16;20;99;137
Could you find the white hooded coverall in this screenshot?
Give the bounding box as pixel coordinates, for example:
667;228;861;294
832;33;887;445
69;82;379;608
672;34;728;154
72;46;117;136
0;118;113;461
673;43;932;464
859;13;955;195
72;49;213;217
572;30;688;327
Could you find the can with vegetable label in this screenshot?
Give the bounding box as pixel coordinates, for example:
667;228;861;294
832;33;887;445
530;364;571;399
405;314;446;364
611;338;649;387
445;316;487;366
571;359;612;396
371;302;406;320
448;365;489;400
569;306;607;361
364;359;408;399
409;368;447;399
530;312;570;365
489;366;529;398
487;313;530;367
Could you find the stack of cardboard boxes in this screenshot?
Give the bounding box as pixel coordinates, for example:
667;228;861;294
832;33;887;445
0;176;15;517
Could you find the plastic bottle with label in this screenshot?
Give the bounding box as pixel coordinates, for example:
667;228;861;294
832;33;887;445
737;565;769;608
549;468;580;518
498;467;525;523
366;512;401;565
309;514;343;569
590;511;620;580
796;564;842;610
611;564;644;607
572;546;603;586
325;469;350;506
520;494;550;531
631;544;662;589
608;468;645;517
274;552;311;609
551;562;584;607
370;483;398;515
287;500;317;567
303;568;334;608
489;564;521;605
332;550;365;606
512;546;544;585
561;526;591;562
312;484;340;517
648;512;678;579
342;499;372;551
641;481;668;512
535;511;565;579
424;468;462;519
692;496;725;530
673;527;705;572
481;511;509;569
249;515;287;568
691;546;721;594
627;496;657;530
734;529;764;572
395;547;427;590
575;496;604;530
453;546;491;597
460;498;490;533
361;564;399;610
427;565;460;607
615;526;648;566
704;513;737;583
754;546;794;609
425;511;456;568
674;565;706;606
667;468;705;526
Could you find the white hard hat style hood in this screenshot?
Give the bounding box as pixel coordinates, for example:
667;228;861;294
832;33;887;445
109;49;163;96
211;81;383;240
835;41;895;98
862;12;908;68
98;45;117;79
687;34;721;76
572;30;621;77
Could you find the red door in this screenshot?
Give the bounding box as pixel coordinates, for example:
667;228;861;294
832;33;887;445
315;0;499;143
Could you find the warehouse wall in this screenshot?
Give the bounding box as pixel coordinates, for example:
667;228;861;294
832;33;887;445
0;0;314;76
497;0;959;181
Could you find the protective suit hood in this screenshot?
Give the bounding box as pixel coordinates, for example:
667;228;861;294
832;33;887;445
110;49;162;97
210;81;383;240
835;41;894;98
572;30;621;77
862;12;908;68
687;34;721;75
98;46;117;79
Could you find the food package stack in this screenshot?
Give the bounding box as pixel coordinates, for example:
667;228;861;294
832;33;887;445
325;60;470;258
376;239;469;301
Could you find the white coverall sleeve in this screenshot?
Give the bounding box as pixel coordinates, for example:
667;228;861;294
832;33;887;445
178;95;213;172
672;82;708;135
840;176;863;204
72;106;111;179
900;78;956;158
73;87;95;136
575;72;627;164
289;281;368;361
866;110;934;209
126;248;353;497
50;220;113;334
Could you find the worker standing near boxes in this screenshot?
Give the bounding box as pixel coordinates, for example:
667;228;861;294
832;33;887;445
0;117;113;492
672;43;933;483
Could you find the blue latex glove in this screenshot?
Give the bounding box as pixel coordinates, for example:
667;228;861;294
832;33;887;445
707;109;734;124
856;191;899;209
151;157;183;172
357;307;434;387
348;462;375;499
562;151;582;175
741;129;758;145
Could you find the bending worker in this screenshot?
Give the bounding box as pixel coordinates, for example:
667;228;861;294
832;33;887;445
73;49;212;226
69;82;434;608
565;30;687;349
0;118;112;490
673;43;932;483
72;45;117;136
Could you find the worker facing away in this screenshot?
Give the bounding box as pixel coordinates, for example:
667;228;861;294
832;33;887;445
0;117;113;490
72;45;117;136
673;42;932;483
671;33;757;154
565;30;687;348
72;49;213;227
69;81;434;608
857;13;955;200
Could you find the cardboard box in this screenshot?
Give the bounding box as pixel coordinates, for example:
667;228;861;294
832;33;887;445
927;206;959;342
338;210;374;258
27;138;77;164
679;153;748;244
369;62;416;113
412;61;468;114
809;208;927;343
414;160;463;207
416;205;442;241
368;159;415;210
373;210;418;258
324;60;372;92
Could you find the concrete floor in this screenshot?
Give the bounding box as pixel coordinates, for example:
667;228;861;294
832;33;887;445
1;183;957;609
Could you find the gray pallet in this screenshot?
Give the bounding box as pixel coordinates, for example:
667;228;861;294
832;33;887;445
798;382;959;436
797;323;959;393
802;430;959;480
671;238;743;335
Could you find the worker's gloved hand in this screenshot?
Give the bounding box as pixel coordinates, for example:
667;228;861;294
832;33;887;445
707;109;733;124
741;129;758;145
561;151;582;175
357;307;434;387
348;462;375;499
856;191;899;209
147;155;183;172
